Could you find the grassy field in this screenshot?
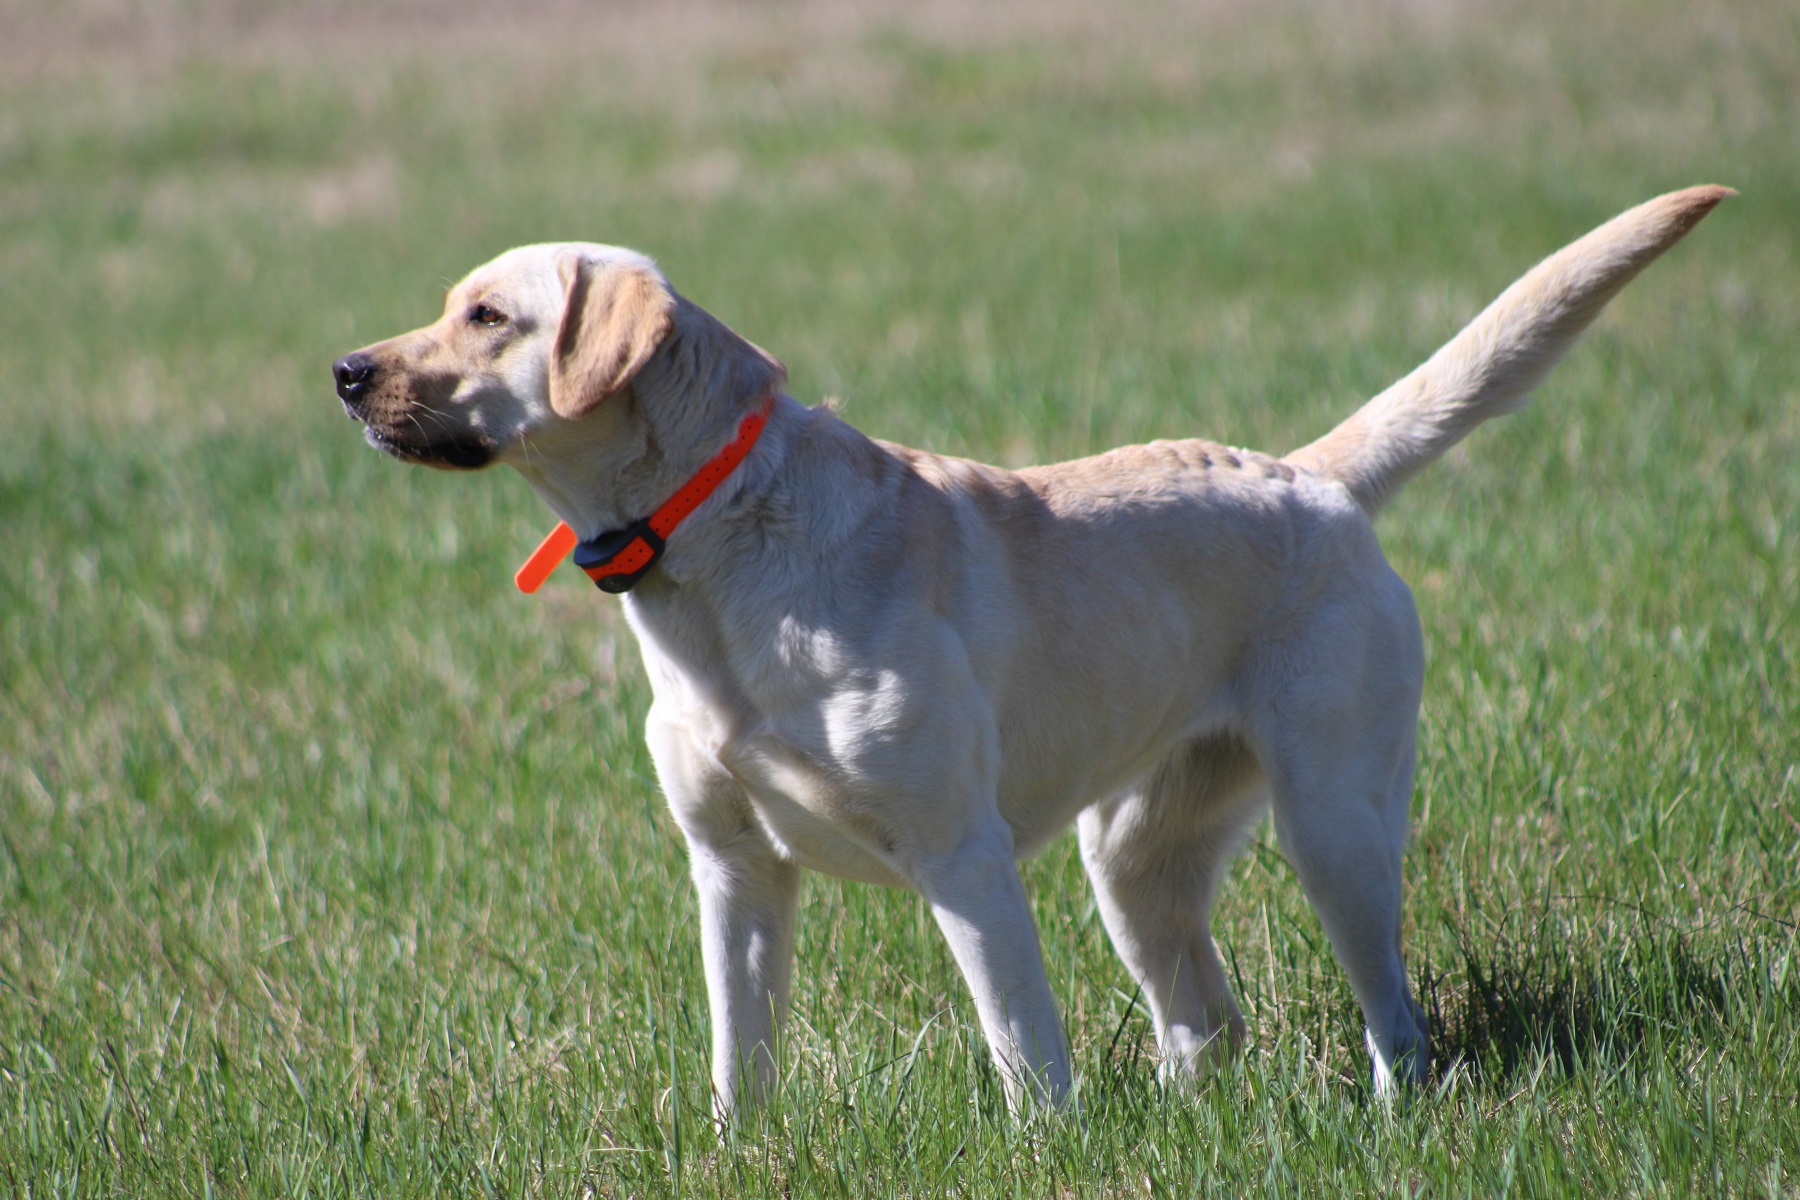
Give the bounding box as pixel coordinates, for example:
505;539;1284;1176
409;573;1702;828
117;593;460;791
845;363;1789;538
1;0;1796;1195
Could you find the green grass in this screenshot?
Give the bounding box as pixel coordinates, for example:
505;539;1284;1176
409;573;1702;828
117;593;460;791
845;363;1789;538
2;0;1796;1195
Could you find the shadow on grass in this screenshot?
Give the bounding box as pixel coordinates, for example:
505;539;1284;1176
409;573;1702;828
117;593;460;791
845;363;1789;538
1420;897;1770;1081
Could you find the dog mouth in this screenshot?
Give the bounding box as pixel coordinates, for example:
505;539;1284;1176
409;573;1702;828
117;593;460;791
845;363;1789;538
362;424;498;470
336;352;496;470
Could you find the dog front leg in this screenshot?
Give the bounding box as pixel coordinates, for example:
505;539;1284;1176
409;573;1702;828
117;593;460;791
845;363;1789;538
647;709;802;1122
911;822;1073;1115
688;834;801;1123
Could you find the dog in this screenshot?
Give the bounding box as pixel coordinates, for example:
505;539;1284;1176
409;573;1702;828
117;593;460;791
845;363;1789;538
333;186;1728;1117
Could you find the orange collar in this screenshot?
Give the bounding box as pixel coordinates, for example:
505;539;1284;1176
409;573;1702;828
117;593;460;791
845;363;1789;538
513;397;776;595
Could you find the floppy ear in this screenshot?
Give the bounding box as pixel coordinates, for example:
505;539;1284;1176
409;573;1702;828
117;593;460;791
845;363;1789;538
549;254;676;419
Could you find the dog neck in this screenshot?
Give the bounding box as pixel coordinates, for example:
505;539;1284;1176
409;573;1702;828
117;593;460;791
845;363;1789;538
507;389;802;586
565;396;776;593
637;403;898;596
510;381;897;609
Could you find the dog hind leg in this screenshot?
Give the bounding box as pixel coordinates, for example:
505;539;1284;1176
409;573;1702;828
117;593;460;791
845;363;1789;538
1268;758;1428;1098
1078;733;1267;1084
1254;598;1430;1098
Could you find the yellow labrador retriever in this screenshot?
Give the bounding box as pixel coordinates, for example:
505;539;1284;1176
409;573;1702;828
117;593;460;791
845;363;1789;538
334;186;1727;1117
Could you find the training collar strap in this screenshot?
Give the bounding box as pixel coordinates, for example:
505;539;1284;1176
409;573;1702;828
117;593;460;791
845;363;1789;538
513;397;776;596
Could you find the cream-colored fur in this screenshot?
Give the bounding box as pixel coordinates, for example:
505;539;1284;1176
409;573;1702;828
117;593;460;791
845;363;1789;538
334;186;1729;1117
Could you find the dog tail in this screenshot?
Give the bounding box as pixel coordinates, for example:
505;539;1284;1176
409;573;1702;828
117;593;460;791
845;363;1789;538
1284;185;1732;516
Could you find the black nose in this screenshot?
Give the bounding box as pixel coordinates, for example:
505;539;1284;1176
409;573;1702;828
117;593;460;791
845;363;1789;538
333;353;377;404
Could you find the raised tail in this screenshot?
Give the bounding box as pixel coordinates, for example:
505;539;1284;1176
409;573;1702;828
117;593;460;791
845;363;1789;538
1285;185;1732;515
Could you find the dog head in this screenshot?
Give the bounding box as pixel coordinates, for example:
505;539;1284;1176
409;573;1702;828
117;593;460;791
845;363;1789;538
332;245;786;489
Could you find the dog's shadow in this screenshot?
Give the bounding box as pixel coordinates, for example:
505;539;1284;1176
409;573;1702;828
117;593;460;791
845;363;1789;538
1419;898;1765;1081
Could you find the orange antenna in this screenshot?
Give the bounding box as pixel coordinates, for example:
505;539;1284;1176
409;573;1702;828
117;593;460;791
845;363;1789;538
515;522;578;594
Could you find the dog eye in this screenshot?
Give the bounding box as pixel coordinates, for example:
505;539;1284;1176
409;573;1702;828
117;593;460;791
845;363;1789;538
469;303;507;327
